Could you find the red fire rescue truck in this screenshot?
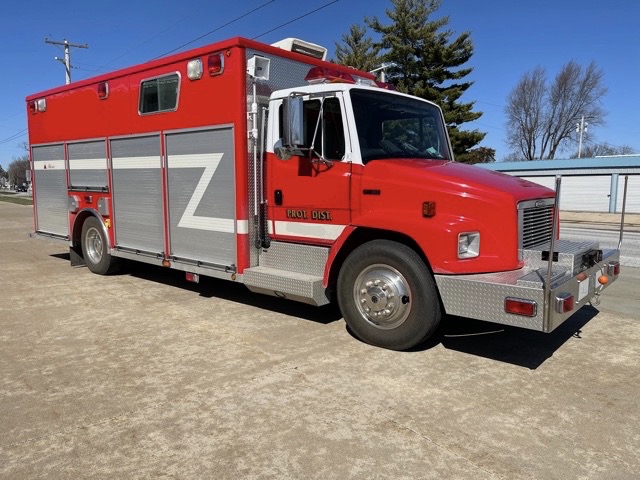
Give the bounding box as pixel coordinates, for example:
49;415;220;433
26;36;622;350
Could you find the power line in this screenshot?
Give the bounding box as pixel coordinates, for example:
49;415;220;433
0;129;27;146
253;0;339;40
153;0;276;59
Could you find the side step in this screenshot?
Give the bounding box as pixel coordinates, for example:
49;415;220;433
243;266;329;306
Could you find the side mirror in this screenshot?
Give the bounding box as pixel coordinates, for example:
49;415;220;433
282;96;304;149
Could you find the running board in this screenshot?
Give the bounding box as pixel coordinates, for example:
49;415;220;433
243;266;329;306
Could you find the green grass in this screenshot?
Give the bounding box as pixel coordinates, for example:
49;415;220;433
0;194;33;206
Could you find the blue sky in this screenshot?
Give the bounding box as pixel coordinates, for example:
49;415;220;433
1;0;638;169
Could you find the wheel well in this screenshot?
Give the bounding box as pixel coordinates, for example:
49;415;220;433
327;228;434;300
71;210;100;249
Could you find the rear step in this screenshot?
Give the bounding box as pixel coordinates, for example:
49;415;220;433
243;266;329;306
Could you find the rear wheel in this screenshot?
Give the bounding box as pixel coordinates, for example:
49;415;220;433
81;216;121;275
337;240;441;350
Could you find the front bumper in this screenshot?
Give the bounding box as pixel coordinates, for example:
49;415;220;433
434;242;620;333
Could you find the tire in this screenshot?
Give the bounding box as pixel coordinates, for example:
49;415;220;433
81;216;121;275
337;240;441;350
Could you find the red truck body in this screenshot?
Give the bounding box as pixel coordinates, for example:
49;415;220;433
26;37;620;350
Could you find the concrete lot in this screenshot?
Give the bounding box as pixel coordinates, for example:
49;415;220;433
1;201;639;479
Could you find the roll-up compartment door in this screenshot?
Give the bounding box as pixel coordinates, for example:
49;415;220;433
166;127;236;267
68;140;108;190
110;135;164;254
32;144;68;238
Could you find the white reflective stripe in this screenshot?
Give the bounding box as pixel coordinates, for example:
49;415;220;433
180;216;235;233
274;221;346;240
236;220;249;234
34;160;65;170
268;220;274;235
112;156;160;169
69;158;107;170
172;152;229;233
169;153;215;168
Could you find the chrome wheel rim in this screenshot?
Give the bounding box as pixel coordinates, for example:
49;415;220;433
353;264;411;330
85;227;103;265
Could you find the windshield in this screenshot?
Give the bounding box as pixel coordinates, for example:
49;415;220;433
350;89;451;164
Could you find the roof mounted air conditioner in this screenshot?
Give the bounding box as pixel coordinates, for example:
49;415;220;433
270;38;327;61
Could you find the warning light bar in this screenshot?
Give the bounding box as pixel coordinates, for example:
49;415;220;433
305;66;356;84
304;66;395;90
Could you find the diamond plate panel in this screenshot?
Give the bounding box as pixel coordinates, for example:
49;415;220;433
516;265;570;288
523;239;600;273
258;241;328;276
435;273;545;330
244;266;329;306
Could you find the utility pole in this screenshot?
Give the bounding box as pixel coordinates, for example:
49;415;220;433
45;38;88;85
576;115;592;159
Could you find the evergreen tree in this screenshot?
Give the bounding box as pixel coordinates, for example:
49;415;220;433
334;24;381;72
336;0;486;161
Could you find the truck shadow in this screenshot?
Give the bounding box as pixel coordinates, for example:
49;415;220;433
427;306;599;369
49;253;600;366
124;261;344;325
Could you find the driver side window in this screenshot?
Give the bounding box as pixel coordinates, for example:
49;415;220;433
278;97;345;161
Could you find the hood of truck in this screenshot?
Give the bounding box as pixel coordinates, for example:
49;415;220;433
354;159;556;274
373;159;555;201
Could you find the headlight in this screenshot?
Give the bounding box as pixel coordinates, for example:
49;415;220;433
458;232;480;259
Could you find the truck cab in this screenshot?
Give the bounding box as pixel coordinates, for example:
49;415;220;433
246;70;621;349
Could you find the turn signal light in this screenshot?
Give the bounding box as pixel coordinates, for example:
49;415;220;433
555;293;575;313
505;297;537;317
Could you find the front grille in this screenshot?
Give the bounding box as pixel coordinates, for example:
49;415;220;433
520;201;554;249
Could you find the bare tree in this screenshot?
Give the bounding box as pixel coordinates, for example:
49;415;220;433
572;143;636;159
505;61;607;159
8;157;29;186
505;67;546;160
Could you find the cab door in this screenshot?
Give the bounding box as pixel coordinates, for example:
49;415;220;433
267;93;351;244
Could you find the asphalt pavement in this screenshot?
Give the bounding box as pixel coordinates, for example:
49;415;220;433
1;202;639;479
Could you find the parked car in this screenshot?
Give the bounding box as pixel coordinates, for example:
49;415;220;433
15;185;28;192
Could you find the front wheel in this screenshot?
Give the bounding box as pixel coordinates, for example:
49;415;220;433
81;216;121;275
337;240;441;350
